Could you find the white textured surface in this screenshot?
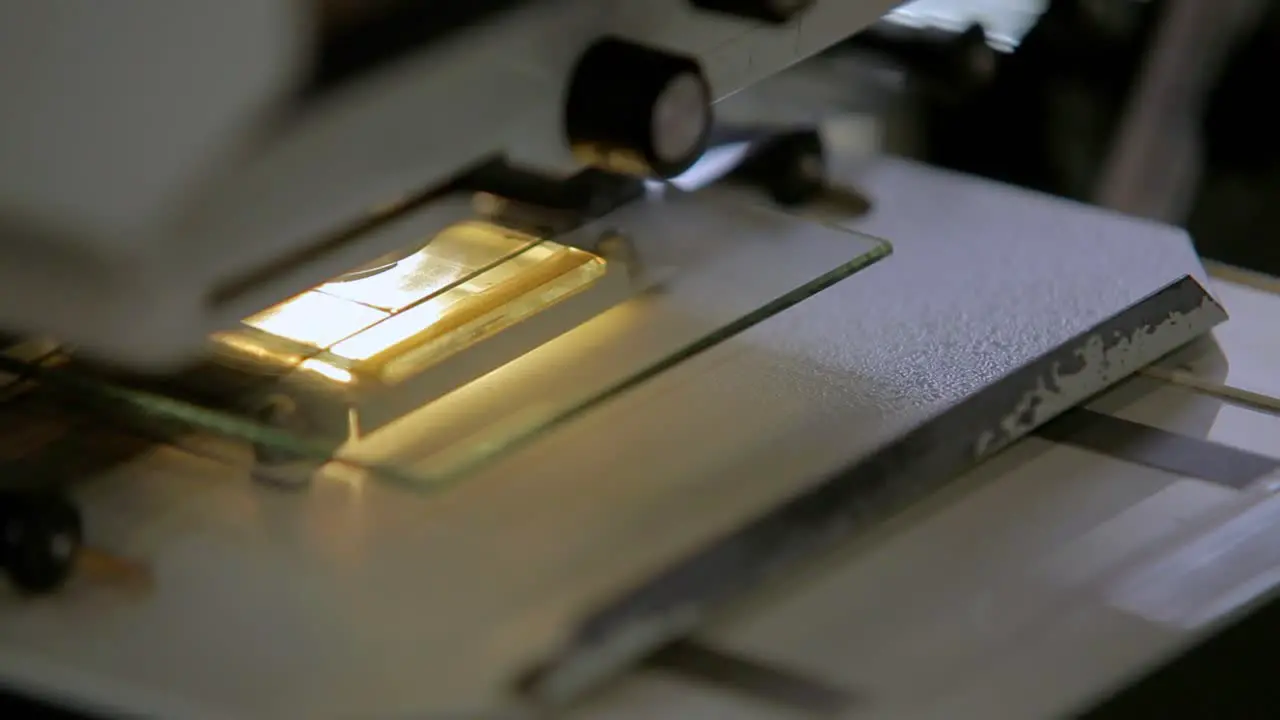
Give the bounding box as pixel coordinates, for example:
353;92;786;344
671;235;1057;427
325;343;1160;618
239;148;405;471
0;159;1213;719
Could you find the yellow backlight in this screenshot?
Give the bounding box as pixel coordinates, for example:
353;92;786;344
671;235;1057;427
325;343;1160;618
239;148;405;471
233;222;607;386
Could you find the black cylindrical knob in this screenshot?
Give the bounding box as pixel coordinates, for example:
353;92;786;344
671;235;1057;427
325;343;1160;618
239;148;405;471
564;38;713;179
689;0;815;24
0;491;83;594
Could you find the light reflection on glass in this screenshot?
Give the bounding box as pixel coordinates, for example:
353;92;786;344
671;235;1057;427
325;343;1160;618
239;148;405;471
244;290;385;349
316;221;538;312
221;222;606;387
299;358;355;384
373;250;605;384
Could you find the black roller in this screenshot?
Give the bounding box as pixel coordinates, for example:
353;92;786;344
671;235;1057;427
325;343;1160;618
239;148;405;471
564;38;712;179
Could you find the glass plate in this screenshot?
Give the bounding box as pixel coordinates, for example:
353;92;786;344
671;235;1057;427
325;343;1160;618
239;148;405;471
0;191;890;492
338;189;891;490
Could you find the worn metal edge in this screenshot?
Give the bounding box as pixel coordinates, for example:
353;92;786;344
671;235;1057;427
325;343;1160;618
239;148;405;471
521;274;1227;706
